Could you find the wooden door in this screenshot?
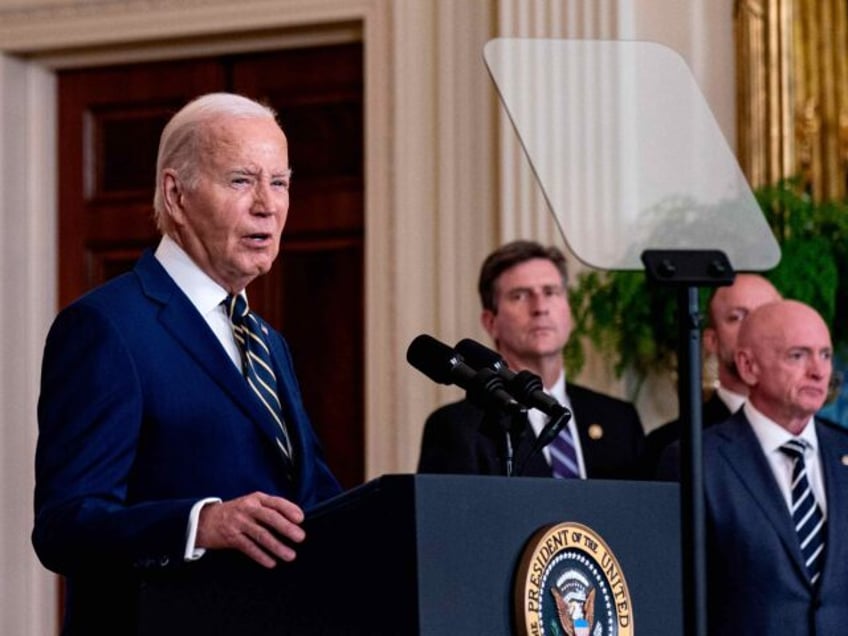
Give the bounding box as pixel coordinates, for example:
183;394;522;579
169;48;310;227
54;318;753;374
58;44;364;488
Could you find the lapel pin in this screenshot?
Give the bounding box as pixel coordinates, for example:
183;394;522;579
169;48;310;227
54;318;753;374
841;455;848;466
588;423;604;440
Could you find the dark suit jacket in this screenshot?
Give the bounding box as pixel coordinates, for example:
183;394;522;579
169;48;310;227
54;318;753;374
417;383;645;480
33;251;341;635
644;391;732;478
660;411;848;635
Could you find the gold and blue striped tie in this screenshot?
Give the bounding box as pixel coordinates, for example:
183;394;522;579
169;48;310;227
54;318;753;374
225;294;293;467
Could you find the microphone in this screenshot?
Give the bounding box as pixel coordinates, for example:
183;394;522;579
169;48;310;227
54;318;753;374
526;410;570;456
406;334;525;415
454;338;571;419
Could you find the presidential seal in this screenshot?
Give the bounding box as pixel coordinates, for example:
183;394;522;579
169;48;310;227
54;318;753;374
514;522;634;636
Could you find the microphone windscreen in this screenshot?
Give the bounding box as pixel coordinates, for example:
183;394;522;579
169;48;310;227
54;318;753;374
455;338;502;370
406;334;458;385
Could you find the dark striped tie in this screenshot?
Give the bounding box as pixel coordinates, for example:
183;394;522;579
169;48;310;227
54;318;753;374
779;439;826;586
225;294;293;467
549;423;580;479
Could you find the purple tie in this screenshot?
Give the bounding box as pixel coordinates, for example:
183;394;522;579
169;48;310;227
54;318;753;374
549;424;580;479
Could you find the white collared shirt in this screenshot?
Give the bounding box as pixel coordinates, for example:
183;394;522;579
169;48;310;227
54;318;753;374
527;371;587;479
744;401;827;516
154;234;243;370
714;382;747;415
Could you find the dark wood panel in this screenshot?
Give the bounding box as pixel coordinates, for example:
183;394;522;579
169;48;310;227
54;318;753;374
58;59;225;308
278;240;364;489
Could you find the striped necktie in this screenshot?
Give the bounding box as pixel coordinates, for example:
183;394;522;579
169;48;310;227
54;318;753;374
779;438;826;586
225;294;293;467
549;423;580;479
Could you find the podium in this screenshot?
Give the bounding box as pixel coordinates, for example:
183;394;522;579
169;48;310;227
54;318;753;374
138;475;681;635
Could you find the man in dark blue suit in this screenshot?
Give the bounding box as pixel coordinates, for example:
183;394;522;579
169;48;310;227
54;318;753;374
660;299;848;634
33;93;341;634
418;241;644;479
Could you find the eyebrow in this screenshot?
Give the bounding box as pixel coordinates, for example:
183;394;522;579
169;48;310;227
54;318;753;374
226;167;292;181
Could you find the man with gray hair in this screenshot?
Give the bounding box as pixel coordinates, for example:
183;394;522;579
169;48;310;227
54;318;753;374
33;93;340;635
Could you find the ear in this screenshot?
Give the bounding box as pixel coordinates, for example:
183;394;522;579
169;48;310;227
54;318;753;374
703;327;718;356
481;309;496;340
161;169;187;226
735;347;759;387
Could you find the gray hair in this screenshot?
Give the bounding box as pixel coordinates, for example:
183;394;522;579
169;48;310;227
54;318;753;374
152;92;278;233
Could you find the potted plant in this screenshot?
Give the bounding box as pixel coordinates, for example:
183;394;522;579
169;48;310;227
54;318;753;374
565;179;848;422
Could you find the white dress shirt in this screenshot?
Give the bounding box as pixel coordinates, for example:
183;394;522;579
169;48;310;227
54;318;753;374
714;382;747;415
744;401;827;516
526;371;587;478
155;234;244;370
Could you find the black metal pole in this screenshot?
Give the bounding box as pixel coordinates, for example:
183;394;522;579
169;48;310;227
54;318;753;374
642;249;732;636
678;285;707;636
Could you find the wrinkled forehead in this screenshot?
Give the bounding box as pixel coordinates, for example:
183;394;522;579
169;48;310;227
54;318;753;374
199;116;287;155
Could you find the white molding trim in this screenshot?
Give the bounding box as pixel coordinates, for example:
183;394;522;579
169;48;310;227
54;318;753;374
0;53;58;636
0;0;368;54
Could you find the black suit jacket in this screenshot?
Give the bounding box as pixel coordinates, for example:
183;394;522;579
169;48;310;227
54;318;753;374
644;391;732;479
660;411;848;635
417;383;645;480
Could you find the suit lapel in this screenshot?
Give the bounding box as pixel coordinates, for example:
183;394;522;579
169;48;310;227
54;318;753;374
715;413;810;582
134;252;286;447
566;384;597;472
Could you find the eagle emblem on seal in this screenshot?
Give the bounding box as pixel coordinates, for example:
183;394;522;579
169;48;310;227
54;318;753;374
550;569;600;636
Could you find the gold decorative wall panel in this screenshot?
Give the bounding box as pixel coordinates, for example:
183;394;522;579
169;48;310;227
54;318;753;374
737;0;848;200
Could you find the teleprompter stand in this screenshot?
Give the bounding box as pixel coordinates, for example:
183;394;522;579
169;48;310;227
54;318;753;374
642;249;735;636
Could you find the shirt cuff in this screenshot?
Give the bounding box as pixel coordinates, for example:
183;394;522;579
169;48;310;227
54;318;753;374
184;497;222;561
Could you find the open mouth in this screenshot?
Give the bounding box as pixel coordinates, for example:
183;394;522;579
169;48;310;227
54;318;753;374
245;233;272;243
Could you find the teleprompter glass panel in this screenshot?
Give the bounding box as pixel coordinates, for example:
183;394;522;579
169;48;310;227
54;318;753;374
484;38;780;272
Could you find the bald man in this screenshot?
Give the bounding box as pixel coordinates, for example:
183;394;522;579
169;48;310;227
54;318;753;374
644;273;781;476
661;300;848;635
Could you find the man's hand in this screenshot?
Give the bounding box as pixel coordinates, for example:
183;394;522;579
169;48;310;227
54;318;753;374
196;492;305;568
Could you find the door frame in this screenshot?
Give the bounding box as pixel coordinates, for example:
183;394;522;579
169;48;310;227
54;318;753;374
0;3;500;633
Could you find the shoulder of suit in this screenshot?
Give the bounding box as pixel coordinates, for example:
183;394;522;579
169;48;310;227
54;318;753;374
566;382;633;406
62;267;147;319
426;398;480;421
816;416;848;438
646;418;680;444
702;409;749;443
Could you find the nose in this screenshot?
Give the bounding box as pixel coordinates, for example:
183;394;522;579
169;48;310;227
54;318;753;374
808;356;830;381
529;290;550;315
251;181;277;215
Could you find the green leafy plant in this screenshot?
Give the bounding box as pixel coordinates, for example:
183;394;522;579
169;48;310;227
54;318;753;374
564;179;848;394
